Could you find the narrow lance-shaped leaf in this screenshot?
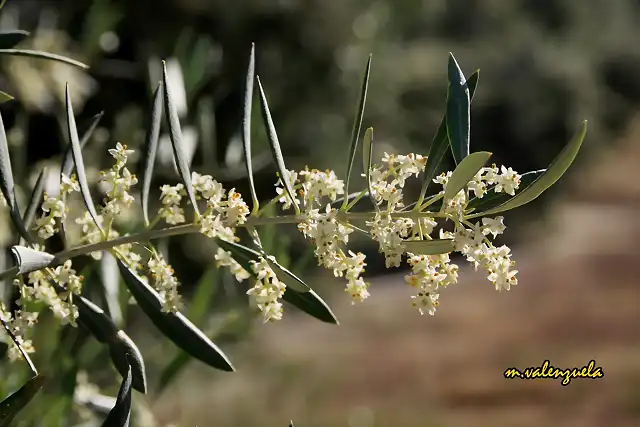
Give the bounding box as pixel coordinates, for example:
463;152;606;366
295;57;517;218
402;238;455;255
256;75;299;213
0;111;31;242
215;239;339;324
0;318;37;375
101;364;132;427
10;245;55;275
466;169;545;212
0;374;46;427
442;151;492;206
341;54;372;211
0;92;13;103
361;127;377;209
161;61;200;217
446;53;471;165
415;70;479;209
116;259;235;372
100;251;123;327
140;82;163;226
0;49;88;69
65;84;103;232
74;296;147;394
242;43;259;215
468;121;588;218
20;166;47;243
0;30;30;49
61;111;104;178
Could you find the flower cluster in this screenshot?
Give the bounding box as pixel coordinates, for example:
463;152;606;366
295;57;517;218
34;173;79;239
147;253;183;313
246;257;286;322
0;302;37;361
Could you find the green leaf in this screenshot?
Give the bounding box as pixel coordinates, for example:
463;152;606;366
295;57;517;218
65;84;102;233
162;61;200;217
0;91;13;103
61;111;104;178
0;30;30;49
100;251;123;327
0;375;46;427
446;53;471;165
342;54;372;211
10;245;55;274
215;239;338;324
242;43;259;215
74;296;147;394
140;82;163;226
466;169;545;212
468;120;588;218
116;259;235;372
289;421;294;427
416;70;479;209
22;166;47;233
256;75;300;214
442;151;492;205
0;111;31;242
0;0;6;11
0;49;88;68
100;364;132;427
0;317;37;375
402;238;455;255
361;127;377;209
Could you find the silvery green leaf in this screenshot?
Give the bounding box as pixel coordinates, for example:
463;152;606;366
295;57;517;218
65;84;102;232
0;49;88;68
21;166;47;240
116;259;235;372
140;82;163;226
0;30;30;50
100;364;132;427
342;54;371;211
402;238;455;255
10;245;55;274
468;121;588;218
0;92;13;103
361;127;377;209
0;317;37;375
289;421;294;427
442;151;492;205
0;111;31;242
446;53;471;165
61;111;104;179
215;239;338;324
0;374;46;427
100;251;123;328
242;43;259;214
466;169;545;212
74;296;147;394
416;70;479;209
161;61;200;217
256;75;300;213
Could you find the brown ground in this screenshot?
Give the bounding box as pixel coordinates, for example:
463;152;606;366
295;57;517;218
152;119;640;427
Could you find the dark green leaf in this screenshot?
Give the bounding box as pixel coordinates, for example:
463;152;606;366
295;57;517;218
140;82;163;226
416;70;479;208
22;166;47;233
446;53;470;165
61;111;104;179
161;61;200;217
402;238;455;255
242;43;259;214
342;54;371;211
466;169;545;212
0;91;13;103
116;259;235;372
468;121;588;218
0;30;30;49
282;287;338;325
10;245;55;274
0;375;46;427
361;127;377;209
101;364;132;427
289;421;294;427
0;49;88;68
0;111;31;242
0;317;37;375
442;151;492;205
256;75;299;213
65;84;102;232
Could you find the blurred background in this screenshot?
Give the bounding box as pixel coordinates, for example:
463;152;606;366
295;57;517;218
0;0;639;426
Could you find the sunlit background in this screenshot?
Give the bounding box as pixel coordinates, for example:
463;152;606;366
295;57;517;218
0;0;639;426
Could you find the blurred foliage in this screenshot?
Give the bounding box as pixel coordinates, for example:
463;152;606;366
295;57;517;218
0;0;637;425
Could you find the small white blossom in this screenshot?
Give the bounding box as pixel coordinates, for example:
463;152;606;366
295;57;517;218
247;257;286;322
